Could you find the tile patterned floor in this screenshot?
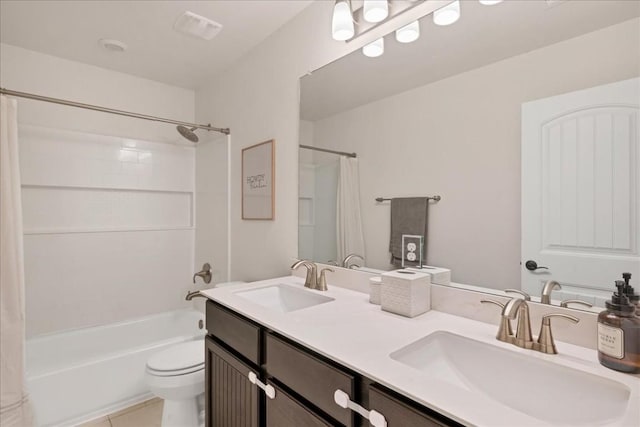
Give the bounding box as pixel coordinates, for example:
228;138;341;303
79;398;163;427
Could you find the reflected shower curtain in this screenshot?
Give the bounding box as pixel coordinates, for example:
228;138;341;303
0;96;32;426
336;156;365;263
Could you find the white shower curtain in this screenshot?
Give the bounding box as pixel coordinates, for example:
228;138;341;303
0;96;33;426
336;156;365;263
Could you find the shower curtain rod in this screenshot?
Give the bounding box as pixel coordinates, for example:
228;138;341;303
0;87;230;135
299;144;356;158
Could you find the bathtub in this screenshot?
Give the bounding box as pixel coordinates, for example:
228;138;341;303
26;309;205;426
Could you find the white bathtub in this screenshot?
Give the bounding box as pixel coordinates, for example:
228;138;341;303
26;309;205;426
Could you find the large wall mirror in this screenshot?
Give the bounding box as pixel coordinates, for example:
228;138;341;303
298;0;639;310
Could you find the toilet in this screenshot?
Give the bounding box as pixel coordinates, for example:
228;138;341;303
145;340;205;427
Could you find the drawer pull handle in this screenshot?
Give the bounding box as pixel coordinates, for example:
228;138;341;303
334;390;387;427
247;372;276;399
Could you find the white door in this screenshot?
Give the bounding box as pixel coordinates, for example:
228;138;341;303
522;78;639;301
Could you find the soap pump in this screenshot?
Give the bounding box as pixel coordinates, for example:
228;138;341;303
622;273;639;315
597;281;640;373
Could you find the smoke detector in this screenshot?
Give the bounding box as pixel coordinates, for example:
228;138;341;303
174;11;223;41
99;39;127;52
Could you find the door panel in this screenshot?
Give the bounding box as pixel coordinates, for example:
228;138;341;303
266;381;333;427
522;78;639;300
205;337;259;427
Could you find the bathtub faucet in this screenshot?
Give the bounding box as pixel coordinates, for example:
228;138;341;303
185;290;207;301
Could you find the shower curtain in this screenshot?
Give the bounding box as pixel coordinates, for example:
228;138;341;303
336;156;365;263
0;95;32;426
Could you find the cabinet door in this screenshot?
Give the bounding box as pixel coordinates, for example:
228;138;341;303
266;333;355;426
205;337;259;427
266;381;333;427
369;385;455;427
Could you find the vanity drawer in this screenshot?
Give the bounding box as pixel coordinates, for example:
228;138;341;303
266;381;333;427
266;333;355;426
369;384;456;427
206;301;261;365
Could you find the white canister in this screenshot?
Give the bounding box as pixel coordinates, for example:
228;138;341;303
369;276;382;305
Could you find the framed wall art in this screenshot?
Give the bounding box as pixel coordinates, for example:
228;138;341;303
242;139;275;220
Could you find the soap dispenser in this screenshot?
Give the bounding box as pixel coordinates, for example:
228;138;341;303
622;273;639;315
597;281;640;373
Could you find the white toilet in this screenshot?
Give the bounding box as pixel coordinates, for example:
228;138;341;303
145;340;205;427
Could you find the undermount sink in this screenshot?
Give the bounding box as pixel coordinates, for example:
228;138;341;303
234;284;334;313
390;331;630;426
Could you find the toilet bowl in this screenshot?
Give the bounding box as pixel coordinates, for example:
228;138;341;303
145;340;205;427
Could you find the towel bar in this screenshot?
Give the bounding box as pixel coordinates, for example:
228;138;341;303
375;195;441;203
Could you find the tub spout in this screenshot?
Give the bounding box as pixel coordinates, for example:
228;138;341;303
185;290;206;301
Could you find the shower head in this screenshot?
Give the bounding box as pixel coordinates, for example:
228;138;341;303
177;125;199;143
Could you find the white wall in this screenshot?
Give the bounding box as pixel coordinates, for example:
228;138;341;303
195;2;374;281
196;9;639;285
0;44;199;336
310;19;640;289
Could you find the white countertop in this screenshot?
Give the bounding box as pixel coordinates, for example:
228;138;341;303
201;276;640;427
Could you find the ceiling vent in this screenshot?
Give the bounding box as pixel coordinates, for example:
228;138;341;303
174;11;223;41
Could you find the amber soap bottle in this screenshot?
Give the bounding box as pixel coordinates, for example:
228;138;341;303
597;281;640;373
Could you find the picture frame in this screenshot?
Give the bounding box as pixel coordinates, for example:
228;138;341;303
242;139;275;220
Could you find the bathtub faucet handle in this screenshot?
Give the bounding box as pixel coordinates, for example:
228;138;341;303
193;263;212;284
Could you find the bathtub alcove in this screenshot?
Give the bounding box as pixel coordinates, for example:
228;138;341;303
26;309;205;426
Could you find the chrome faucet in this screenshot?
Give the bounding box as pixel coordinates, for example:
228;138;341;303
291;260;319;290
341;253;364;268
541;280;561;304
482;297;579;354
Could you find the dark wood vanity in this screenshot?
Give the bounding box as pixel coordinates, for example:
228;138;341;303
205;300;460;427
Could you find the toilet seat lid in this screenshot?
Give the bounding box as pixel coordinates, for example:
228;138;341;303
146;340;204;372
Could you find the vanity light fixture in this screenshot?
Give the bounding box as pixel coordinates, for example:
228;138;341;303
479;0;503;5
362;37;385;57
395;20;420;43
363;0;389;23
332;0;355;41
433;0;460;26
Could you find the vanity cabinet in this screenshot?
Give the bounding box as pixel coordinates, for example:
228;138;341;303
205;300;460;427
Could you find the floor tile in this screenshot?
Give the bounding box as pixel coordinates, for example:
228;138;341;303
108;401;148;419
78;417;111;427
109;400;163;427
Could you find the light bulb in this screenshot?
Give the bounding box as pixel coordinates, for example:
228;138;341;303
362;37;384;57
395;20;420;43
332;0;354;41
363;0;389;23
479;0;503;5
433;0;460;26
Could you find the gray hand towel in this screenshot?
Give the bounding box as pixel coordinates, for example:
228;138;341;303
389;197;429;267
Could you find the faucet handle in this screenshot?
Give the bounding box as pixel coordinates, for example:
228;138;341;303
193;263;212;284
318;268;334;291
504;289;531;301
536;313;579;354
480;299;505;309
560;299;593;309
481;299;513;343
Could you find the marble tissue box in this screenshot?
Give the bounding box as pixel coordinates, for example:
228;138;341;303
381;270;431;318
406;266;451;285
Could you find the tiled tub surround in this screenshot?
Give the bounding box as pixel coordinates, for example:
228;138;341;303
202;276;640;427
19;124;196;336
27;309;204;426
